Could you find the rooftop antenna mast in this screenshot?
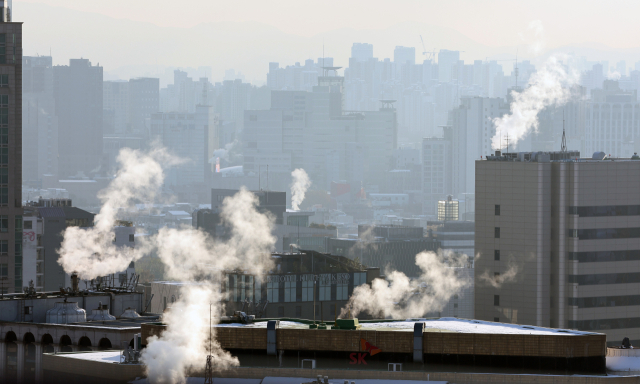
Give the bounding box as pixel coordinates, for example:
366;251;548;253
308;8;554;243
504;133;510;153
561;109;567;153
204;302;213;384
515;49;519;89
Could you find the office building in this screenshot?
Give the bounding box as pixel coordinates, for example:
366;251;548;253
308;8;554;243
422;137;453;215
53;59;103;178
149;105;217;186
22;55;58;186
129;77;159;133
244;73;397;191
475;150;640;345
585;80;639;157
0;8;22;293
449;97;510;197
103;80;129;134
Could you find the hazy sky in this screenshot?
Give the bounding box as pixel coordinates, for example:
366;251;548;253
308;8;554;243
20;0;640;49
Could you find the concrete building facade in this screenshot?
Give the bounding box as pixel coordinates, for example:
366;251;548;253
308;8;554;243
475;151;640;346
0;15;22;293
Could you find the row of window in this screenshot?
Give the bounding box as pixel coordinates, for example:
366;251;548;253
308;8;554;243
495;204;640;218
568;295;640;308
568;205;640;217
568;228;640;240
567;272;640;285
568;317;640;331
568;250;640;263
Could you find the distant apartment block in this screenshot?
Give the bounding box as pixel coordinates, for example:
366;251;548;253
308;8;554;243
53;59;103;178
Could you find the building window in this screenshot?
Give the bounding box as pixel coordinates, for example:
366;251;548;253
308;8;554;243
494;317;500;322
0;74;8;87
0;215;7;232
267;279;279;303
495;205;500;216
0;263;6;277
494;250;500;261
254;279;261;302
23;220;32;230
494;227;500;238
0;187;6;205
0;128;6;145
0;148;7;165
284;281;296;302
0;240;6;255
494;295;500;306
318;274;331;301
0;34;6;64
301;277;314;302
336;279;348;301
129;234;134;242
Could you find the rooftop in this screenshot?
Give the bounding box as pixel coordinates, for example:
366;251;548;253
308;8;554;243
218;317;596;336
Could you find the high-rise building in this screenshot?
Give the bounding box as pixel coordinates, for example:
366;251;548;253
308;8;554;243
0;5;22;293
474;151;640;346
351;43;373;62
244;75;397;191
149;105;217;186
129;77;159;133
53;59;103;178
422;137;452;215
102;80;129;134
585;80;639;157
437;50;460;83
449;97;509;198
23;55;57;185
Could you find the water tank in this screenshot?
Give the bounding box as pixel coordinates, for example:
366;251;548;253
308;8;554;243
120;307;141;319
45;301;86;324
86;302;116;321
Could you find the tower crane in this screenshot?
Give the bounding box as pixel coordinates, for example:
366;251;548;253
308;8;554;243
419;35;437;61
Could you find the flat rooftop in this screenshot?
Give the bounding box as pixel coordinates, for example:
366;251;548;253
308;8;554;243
218;317;596;336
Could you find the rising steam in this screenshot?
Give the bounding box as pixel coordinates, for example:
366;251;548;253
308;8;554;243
492;22;580;149
142;189;276;383
342;251;470;319
290;168;311;210
57;146;277;384
57;147;182;280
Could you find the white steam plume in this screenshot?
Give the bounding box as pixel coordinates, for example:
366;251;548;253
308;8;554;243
491;22;580;149
477;264;519;288
57;145;277;384
290;168;311;211
342;251;470;319
142;188;276;383
57;147;182;280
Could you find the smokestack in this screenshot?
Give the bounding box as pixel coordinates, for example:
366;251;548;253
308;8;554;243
71;272;79;293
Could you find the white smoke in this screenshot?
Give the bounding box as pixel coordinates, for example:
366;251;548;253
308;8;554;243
142;188;276;384
491;22;580;149
57;146;182;280
477;264;519;288
56;146;277;384
607;70;622;80
342;251;470;319
290;168;311;211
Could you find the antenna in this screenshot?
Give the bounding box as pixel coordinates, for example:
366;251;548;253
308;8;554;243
561;109;567;153
504;133;510;153
515;49;519;88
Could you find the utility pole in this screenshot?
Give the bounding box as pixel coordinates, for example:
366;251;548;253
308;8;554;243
204;302;213;384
